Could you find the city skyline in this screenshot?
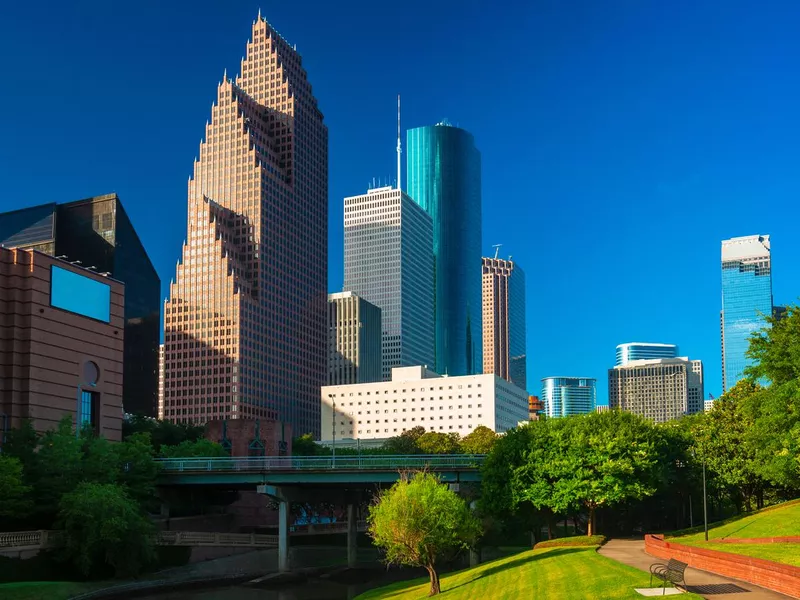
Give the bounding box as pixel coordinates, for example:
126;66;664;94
4;2;800;405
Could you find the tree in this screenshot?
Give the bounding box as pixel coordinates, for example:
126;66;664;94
694;380;766;511
382;426;426;454
0;455;32;521
291;433;328;456
58;482;155;577
123;416;204;452
160;438;228;458
460;426;497;454
417;432;460;454
368;472;480;596
746;304;800;386
114;432;159;505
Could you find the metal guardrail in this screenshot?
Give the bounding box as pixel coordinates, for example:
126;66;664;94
0;529;277;550
155;454;486;472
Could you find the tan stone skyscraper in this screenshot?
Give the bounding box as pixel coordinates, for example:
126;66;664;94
163;15;328;437
482;257;527;391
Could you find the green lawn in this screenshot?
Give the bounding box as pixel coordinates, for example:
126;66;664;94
0;581;104;600
669;499;800;568
355;547;703;600
672;499;800;543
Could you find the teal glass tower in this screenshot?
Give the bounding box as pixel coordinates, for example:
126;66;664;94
721;235;774;391
407;121;482;376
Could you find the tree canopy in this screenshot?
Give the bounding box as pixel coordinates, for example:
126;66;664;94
368;472;480;596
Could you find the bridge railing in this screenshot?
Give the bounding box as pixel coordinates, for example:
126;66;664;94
155;454;486;473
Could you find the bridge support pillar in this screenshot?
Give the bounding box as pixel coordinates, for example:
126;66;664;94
347;503;357;567
278;499;289;572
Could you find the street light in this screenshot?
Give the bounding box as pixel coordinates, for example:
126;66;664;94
702;453;708;541
329;394;336;467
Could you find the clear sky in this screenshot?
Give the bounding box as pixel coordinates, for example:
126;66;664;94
2;0;800;404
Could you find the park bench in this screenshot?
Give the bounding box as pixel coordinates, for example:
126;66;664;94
649;558;688;594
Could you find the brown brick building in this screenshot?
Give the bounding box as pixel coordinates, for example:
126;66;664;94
205;418;291;457
0;247;125;443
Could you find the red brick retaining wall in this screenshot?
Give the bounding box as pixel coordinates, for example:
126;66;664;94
645;534;800;598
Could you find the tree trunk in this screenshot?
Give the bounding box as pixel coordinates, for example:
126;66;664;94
587;506;595;537
426;565;440;596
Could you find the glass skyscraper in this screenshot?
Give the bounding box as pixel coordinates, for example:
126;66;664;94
615;343;678;366
407;121;482;377
343;187;434;381
541;377;596;418
721;235;773;392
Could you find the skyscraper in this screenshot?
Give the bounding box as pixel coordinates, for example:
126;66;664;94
540;377;596;418
481;256;526;391
163;15;328;436
0;195;160;417
608;357;704;423
615;343;678;366
721;235;773;392
327;292;382;385
343;187;434;380
407;122;482;376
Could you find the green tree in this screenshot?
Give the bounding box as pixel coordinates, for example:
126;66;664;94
368;472;481;596
746;304;800;386
460;426;497;454
509;412;661;536
694;380;766;511
160;438;228;458
58;482;155;577
115;432;159;505
123;416;204;452
33;418;85;524
383;426;426;454
417;431;460;454
0;455;32;521
291;433;328;456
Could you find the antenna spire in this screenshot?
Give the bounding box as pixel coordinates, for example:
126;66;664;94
396;94;402;192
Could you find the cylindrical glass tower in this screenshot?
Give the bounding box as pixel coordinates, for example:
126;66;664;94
407;121;482;376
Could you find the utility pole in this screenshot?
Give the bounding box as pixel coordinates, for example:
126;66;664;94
330;394;336;467
702;455;708;541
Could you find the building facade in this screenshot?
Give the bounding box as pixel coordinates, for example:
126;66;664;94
0;248;124;443
615;343;678;366
407;122;482;377
158;344;165;419
482;257;526;391
163;16;328;436
0;195;160;416
721;235;773;392
343;187;434;381
320;366;528;439
327;292;382;385
528;395;543;420
608;357;704;423
540;377;596;417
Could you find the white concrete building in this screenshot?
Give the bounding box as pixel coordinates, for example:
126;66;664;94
320;365;529;440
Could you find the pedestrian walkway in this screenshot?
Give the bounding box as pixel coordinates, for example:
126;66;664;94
598;539;792;600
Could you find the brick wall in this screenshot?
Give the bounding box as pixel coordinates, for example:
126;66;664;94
645;534;800;598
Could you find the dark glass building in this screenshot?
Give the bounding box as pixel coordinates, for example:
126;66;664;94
407;121;482;376
0;194;160;416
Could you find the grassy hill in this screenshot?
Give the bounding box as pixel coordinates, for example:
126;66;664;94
355;546;702;600
670;499;800;567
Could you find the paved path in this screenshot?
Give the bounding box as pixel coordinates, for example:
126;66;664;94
598;539;792;600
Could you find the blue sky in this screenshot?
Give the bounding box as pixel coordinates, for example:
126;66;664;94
2;0;800;403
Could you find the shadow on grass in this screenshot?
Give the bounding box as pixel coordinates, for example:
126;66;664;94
441;547;585;594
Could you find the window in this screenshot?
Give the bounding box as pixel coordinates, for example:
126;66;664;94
79;389;100;433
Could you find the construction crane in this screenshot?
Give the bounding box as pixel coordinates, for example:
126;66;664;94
492;244;502;260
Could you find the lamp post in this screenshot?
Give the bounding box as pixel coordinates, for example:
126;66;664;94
702;454;708;541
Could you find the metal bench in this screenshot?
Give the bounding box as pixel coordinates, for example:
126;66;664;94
649;558;688;594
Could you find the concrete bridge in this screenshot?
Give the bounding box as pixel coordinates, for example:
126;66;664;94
155;454;485;571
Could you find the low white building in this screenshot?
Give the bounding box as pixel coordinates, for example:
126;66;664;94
320;365;529;440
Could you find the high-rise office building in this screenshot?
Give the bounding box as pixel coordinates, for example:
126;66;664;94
540;377;596;417
158;344;165;420
615;343;678;366
481;257;526;390
721;235;774;392
343;186;434;381
327;292;382;386
608;357;704;423
0;195;160;416
163;16;328;436
407;122;482;376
